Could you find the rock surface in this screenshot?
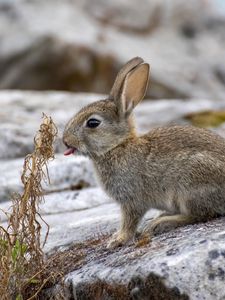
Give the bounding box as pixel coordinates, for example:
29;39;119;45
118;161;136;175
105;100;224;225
1;91;225;299
0;154;96;203
62;218;225;300
0;1;225;99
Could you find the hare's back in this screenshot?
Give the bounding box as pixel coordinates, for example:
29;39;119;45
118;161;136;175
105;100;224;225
144;125;225;156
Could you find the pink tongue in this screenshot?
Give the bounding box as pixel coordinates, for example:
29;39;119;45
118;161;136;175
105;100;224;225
64;148;75;156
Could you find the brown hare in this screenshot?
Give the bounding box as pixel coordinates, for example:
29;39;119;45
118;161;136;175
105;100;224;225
63;57;225;248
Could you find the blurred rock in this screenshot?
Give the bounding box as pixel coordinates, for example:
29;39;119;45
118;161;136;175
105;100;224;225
0;90;97;159
0;0;225;99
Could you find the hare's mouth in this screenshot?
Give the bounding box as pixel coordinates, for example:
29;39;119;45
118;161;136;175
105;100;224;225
63;142;76;156
64;147;76;156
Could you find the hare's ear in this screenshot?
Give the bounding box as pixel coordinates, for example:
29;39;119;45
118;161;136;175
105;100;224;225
109;57;144;101
119;63;149;117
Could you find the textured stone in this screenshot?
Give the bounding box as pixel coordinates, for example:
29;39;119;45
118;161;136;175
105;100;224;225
0;154;96;203
59;218;225;300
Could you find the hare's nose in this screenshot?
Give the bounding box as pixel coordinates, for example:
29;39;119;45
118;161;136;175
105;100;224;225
62;138;70;148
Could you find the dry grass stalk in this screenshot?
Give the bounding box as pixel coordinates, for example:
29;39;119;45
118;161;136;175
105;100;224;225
0;114;57;300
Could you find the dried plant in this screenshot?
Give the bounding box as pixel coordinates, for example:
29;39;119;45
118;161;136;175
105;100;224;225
0;114;57;300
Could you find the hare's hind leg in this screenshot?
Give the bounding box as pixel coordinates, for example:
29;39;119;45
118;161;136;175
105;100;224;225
144;214;200;236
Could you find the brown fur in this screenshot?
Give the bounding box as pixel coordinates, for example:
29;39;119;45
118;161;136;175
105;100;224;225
63;57;225;248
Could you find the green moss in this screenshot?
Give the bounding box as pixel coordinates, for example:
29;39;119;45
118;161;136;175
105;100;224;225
185;110;225;128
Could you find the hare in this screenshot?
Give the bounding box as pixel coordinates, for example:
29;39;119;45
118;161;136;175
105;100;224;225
63;57;225;248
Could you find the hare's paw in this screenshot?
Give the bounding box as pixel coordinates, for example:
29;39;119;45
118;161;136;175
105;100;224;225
107;231;131;249
144;215;195;236
144;217;174;236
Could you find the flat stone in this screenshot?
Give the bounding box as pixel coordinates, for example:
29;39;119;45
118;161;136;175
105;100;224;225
0;186;115;251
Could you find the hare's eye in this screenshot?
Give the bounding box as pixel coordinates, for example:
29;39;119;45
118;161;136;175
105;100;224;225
86;118;101;128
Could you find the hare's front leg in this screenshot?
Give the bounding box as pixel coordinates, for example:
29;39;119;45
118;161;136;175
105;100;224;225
144;214;199;236
107;204;143;248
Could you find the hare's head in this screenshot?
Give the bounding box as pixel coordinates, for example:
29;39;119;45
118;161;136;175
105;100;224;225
63;57;149;157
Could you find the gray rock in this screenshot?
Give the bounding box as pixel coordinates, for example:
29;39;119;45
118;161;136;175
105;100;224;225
54;218;225;300
1;182;159;253
40;199;160;253
42;201;119;253
0;90;98;159
0;154;96;203
0;1;225;99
